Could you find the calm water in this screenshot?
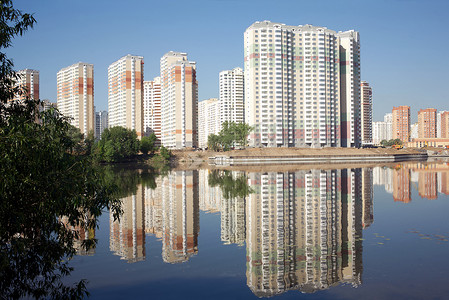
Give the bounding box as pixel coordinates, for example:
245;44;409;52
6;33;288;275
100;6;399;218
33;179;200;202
68;161;449;299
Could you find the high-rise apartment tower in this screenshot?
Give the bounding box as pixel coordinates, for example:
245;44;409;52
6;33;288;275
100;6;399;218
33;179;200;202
219;67;244;125
108;55;144;138
57;63;94;135
160;52;198;148
244;21;361;148
143;77;162;146
392;106;410;143
13;69;39;101
360;81;372;145
418;108;436;138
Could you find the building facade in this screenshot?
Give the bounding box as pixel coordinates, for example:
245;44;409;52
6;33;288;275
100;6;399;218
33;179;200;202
95;110;108;139
198;98;220;148
219;67;244;125
143;77;162;146
12;69;39;101
392;106;410;143
418;108;436;138
439;111;449;138
244;21;360;148
57;63;94;135
108;55;144;138
360;81;372;145
160;51;198;148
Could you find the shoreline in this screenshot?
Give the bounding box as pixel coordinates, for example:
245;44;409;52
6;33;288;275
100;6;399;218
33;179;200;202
169;147;440;169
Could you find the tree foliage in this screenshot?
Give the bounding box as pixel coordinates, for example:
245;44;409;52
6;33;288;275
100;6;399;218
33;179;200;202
0;2;121;298
380;139;403;147
0;101;121;299
95;126;140;162
140;133;157;155
207;121;253;151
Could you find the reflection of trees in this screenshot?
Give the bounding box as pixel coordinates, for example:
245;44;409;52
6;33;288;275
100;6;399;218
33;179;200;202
208;170;253;200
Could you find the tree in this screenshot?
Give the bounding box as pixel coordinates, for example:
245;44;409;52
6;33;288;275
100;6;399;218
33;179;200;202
95;126;140;162
1;101;121;299
159;145;172;161
0;2;120;298
140;133;157;155
233;122;253;149
207;133;220;151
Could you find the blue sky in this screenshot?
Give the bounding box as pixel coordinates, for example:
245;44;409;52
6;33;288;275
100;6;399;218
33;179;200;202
8;0;449;121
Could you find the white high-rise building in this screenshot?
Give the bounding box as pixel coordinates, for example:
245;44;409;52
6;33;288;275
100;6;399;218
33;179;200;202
95;111;108;139
384;113;393;140
160;52;198;148
244;21;360;148
219;67;244;125
198;98;220;148
108;54;144;138
143;77;162;146
437;111;449;138
57;63;94;135
372;121;386;145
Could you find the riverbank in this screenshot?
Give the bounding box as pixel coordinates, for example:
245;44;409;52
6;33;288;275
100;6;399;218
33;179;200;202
170;147;428;170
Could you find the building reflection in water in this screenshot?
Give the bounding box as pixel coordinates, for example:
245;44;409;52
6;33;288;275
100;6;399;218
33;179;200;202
109;170;199;264
104;162;449;295
373;162;449;203
245;168;369;297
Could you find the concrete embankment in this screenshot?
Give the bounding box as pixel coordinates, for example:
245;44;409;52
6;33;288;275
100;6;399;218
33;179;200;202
208;149;427;166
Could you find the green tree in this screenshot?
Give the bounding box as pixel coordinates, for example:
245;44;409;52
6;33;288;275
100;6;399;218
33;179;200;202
95;126;140;162
0;2;120;298
159;145;172;161
140;133;157;155
207;133;220;151
233;122;253;149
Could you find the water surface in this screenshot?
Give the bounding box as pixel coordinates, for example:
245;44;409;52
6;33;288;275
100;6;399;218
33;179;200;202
68;161;449;299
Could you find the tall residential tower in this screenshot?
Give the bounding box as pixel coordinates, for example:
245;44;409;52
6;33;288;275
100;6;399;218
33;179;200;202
108;55;144;138
244;21;361;148
143;77;162;145
219;67;244;125
13;69;39;101
360;81;372;145
160;52;198;148
57;63;94;135
392;106;410;143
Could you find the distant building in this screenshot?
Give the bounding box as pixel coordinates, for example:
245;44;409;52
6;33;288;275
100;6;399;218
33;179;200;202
418;108;436;138
219;67;244;125
392;106;410;142
95;111;108;139
384;113;393;140
360;81;373;145
39;99;56;112
12;69;39;101
198;98;220;148
439;111;449;138
143;77;162;146
57;63;94;135
372;121;387;145
108;54;144;138
410;122;418;139
160;52;198;148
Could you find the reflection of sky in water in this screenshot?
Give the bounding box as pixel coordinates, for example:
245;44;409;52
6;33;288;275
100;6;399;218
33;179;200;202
67;163;449;299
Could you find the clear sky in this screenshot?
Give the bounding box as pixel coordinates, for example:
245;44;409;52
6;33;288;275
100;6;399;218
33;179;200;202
7;0;449;122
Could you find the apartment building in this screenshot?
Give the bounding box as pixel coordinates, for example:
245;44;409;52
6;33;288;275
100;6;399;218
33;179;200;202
360;81;372;145
244;21;361;148
12;69;39;101
143;77;162;145
392;106;410;142
108;54;144;138
57;63;94;135
160;51;198;148
198;98;220;148
95;110;108;139
418;108;436;138
438;111;449;138
219;67;244;125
